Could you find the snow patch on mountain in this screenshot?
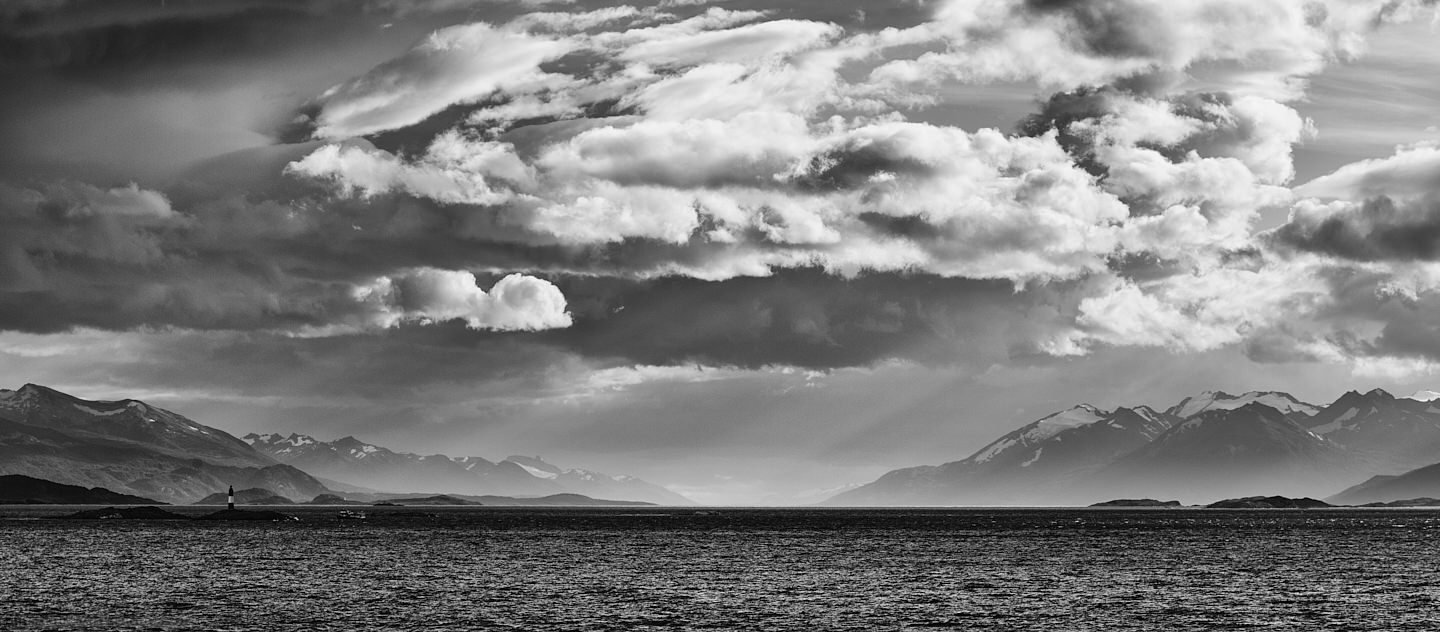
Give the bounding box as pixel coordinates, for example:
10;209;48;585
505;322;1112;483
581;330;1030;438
1309;407;1359;435
1167;391;1318;419
513;462;559;479
970;405;1105;464
1408;390;1440;402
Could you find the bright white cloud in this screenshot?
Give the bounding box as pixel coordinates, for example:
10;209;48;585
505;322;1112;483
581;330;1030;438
1296;142;1440;200
354;269;572;331
285;133;531;205
312;22;575;139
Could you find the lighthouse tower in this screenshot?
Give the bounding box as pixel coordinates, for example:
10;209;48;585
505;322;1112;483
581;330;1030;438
227;485;235;510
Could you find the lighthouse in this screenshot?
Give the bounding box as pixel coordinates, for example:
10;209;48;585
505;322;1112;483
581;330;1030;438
227;485;234;510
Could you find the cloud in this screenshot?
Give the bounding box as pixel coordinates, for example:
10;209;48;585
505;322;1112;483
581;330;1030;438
874;0;1428;99
311;21;575;139
354;268;572;331
616;18;841;67
1274;143;1440;262
284;133;532;204
6;0;1440;383
1272;196;1440;261
1295;143;1440;200
0;181;185;275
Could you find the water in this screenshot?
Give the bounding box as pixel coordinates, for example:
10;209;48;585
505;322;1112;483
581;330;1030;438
3;506;1440;631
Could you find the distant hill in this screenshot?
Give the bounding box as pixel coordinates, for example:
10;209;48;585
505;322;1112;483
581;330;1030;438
0;474;160;505
1328;461;1440;505
0;384;331;504
193;488;295;505
245;432;692;505
380;494;480;506
467;493;655;507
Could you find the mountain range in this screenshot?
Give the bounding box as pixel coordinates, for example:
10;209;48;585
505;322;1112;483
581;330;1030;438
0;384;329;504
829;388;1440;506
243;433;692;505
0;383;690;506
13;380;1440;507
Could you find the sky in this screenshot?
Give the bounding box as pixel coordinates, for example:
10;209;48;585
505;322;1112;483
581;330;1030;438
2;0;1440;505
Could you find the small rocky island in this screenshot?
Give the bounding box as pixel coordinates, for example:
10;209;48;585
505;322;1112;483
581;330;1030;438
60;506;189;520
1206;496;1332;509
196;508;299;521
58;506;299;521
378;494;480;506
1090;499;1183;507
1356;497;1440;507
63;485;299;521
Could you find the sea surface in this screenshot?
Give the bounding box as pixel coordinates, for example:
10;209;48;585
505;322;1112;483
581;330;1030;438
3;506;1440;631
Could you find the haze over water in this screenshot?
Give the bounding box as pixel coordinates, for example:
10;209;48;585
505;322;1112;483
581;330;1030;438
5;506;1440;631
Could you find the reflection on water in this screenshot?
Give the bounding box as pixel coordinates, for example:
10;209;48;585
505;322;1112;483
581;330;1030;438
3;507;1439;631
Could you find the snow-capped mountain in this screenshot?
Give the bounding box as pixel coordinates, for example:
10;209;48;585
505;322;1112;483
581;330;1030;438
501;455;689;505
245;432;559;497
0;384;330;504
1299;389;1440;471
1097;403;1355;502
827;387;1429;506
1407;390;1440;402
245;433;692;505
1165;390;1320;419
826;404;1177;506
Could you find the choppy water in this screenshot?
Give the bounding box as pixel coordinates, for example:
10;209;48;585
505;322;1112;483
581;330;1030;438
4;506;1440;631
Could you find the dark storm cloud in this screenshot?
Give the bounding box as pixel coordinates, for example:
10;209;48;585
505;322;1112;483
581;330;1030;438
537;269;1079;369
1277;143;1440;262
0;177;585;333
0;269;1088;404
114;326;576;400
0;2;324;77
0;168;1097;367
1271;195;1440;261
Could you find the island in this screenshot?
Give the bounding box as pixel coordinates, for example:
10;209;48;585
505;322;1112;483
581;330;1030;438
1089;499;1183;507
1206;496;1331;509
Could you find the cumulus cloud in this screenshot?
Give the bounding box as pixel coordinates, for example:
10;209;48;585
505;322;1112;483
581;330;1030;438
1273;196;1440;261
1275;143;1440;262
354;269;572;331
284;133;532;205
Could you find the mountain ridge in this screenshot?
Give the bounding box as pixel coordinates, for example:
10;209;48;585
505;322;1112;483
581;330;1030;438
0;385;330;504
829;387;1440;506
244;432;693;505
